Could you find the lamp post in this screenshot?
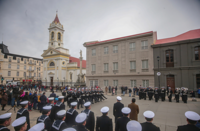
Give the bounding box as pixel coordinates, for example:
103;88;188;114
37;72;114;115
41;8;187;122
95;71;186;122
64;77;65;87
157;56;160;89
45;78;47;86
57;77;59;86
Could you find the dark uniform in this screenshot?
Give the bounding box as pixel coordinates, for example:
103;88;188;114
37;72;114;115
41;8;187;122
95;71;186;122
46;103;55;123
182;90;188;103
16;108;30;131
36;114;52;131
65;108;78;127
51;120;68;131
115;116;130;131
141;122;160;131
148;88;154;100
177;124;200;131
161;88;166;101
168;89;173;102
0;125;10;131
113;102;124;123
154;88;159;102
74;125;88;131
82;109;95;131
54;101;65;117
96;115;113;131
175;89;180;102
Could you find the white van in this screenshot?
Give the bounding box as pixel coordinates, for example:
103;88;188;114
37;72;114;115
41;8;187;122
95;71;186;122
6;81;19;86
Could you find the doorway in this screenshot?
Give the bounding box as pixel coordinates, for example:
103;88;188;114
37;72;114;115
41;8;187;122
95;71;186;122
166;75;175;93
196;74;200;88
50;77;53;86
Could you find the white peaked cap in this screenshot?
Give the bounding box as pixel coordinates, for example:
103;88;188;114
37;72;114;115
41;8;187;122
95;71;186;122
58;96;64;99
48;97;54;101
100;106;109;113
28;123;44;131
57;110;66;117
43;106;52;111
12;116;26;127
143;111;155;118
84;102;91;107
185;111;200;121
75;113;87;123
62;128;76;131
20;101;28;105
126;120;142;131
117;96;122;101
71;102;77;106
121;107;131;114
0;113;12;119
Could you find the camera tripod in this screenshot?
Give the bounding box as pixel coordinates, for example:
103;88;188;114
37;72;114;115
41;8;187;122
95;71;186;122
6;105;19;113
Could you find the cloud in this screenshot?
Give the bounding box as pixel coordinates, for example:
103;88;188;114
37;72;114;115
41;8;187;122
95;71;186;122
0;0;200;59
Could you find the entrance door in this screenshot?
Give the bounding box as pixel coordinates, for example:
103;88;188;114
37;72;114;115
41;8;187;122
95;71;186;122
50;77;53;86
167;75;175;93
196;74;200;88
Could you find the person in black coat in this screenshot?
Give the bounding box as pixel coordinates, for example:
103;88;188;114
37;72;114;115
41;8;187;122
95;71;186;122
54;96;65;118
36;106;52;131
39;92;47;113
65;102;78;127
51;110;68;131
141;110;160;131
74;113;88;131
50;91;56;98
96;106;113;131
16;101;30;131
177;111;200;131
115;107;131;131
81;102;95;131
113;96;124;123
46;97;55;123
168;87;173;102
0;113;12;131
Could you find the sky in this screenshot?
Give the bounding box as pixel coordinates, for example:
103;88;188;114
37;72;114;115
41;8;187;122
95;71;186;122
0;0;200;59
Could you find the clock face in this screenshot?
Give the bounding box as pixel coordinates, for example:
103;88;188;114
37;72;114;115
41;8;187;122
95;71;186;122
62;62;65;65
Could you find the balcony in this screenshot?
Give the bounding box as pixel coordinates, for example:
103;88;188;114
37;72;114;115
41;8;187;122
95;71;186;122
130;69;136;72
142;69;149;72
91;71;96;74
113;70;118;74
166;62;174;67
28;62;35;65
28;76;34;79
27;69;34;72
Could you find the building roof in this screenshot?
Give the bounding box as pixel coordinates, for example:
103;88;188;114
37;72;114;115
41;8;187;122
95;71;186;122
69;56;86;68
0;42;9;53
53;14;60;23
155;29;200;45
85;31;153;46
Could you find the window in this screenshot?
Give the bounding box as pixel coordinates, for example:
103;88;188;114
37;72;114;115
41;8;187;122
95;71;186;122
141;40;148;49
29;60;32;64
34;73;36;77
24;72;26;77
104;47;108;54
143;80;149;87
194;46;200;60
34;61;36;65
51;43;53;46
29;66;32;70
130;43;135;51
70;73;73;80
24;65;26;70
34;66;36;70
113;45;118;53
49;62;55;66
131;80;136;87
95;80;98;86
39;67;40;71
9;57;11;62
92;49;96;56
130;61;136;70
17;58;20;63
24;59;26;64
51;32;54;39
8;71;11;76
166;49;174;67
8;64;11;68
17;71;19;76
90;80;93;87
113;62;118;70
39;73;40;77
29;73;31;77
113;80;118;86
58;43;60;46
58;32;61;40
104;63;109;71
17;65;19;69
196;74;200;88
39;62;41;66
92;64;96;71
142;60;148;69
104;80;108;86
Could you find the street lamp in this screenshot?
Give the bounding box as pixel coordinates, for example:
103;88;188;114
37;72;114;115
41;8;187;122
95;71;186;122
45;78;47;86
57;77;59;86
63;77;65;87
157;56;160;89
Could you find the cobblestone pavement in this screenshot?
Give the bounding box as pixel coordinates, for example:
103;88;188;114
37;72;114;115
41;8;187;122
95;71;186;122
1;90;200;131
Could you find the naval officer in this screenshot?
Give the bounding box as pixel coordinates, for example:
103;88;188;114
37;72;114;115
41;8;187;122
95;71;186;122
12;117;27;131
0;113;12;131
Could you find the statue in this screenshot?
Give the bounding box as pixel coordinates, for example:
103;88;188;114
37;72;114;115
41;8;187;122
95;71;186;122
80;50;82;57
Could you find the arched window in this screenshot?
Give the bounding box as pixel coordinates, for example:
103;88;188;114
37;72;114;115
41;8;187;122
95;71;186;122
166;49;174;67
70;73;73;80
51;32;54;39
49;62;55;66
58;32;61;40
194;46;200;60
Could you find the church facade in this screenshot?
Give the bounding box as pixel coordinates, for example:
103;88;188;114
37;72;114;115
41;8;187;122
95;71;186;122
42;13;86;86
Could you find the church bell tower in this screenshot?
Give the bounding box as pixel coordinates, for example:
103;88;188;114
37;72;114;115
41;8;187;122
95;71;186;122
48;12;64;48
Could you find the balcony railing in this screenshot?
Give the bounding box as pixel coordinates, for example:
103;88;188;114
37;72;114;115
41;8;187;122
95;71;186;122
166;62;174;67
28;76;34;79
27;69;34;72
28;62;35;65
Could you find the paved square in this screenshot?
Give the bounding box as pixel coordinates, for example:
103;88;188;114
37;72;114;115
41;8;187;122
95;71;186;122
2;90;200;131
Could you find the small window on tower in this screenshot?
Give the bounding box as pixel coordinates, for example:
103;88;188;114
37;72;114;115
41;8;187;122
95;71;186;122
58;43;60;46
51;32;54;39
51;43;53;45
58;32;61;40
51;51;53;54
